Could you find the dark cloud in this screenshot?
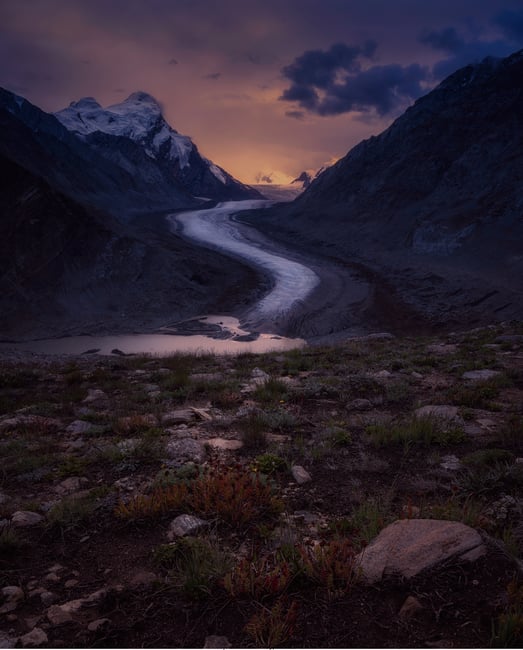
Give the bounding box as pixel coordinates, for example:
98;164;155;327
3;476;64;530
420;12;523;80
204;72;222;80
282;41;376;89
168;58;179;65
280;42;427;117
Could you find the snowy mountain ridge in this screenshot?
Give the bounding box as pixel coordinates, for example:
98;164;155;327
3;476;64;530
54;91;245;190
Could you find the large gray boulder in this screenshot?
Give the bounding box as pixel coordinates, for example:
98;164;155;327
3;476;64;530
356;519;486;583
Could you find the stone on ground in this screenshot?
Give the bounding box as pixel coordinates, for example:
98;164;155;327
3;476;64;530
167;514;208;540
291;465;312;484
18;628;48;648
11;511;44;527
165;438;206;466
356;519;486;583
162;409;196;425
0;587;24;614
462;369;501;381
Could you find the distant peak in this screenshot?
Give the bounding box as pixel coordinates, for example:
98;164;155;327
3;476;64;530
123;91;162;108
69;97;101;109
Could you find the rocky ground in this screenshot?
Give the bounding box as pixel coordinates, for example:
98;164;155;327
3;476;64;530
1;323;523;648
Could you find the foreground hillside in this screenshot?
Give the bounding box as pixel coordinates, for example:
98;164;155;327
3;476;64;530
1;323;523;647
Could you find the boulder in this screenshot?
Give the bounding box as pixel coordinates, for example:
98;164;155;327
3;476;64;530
11;511;44;527
291;465;312;485
0;586;24;614
165;438;206;466
167;514;208;540
18;628;48;648
66;420;93;435
83;389;107;403
356;519;486;583
347;398;373;411
46;604;73;625
399;595;424;620
414;405;461;422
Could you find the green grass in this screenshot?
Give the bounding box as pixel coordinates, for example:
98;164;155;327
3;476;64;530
366;416;465;447
153;537;230;599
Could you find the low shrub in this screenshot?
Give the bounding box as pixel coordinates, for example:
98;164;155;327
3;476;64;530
115;463;283;527
244;598;298;648
153;538;230;599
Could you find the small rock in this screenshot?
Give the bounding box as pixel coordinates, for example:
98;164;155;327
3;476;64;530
66;420;93;435
162;409;196;425
415;405;461;422
40;591;58;607
64;580;79;589
165;438;206;466
250;368;270;385
87;618;111;633
0;492;8;505
83;389;107;403
190;407;213;421
54;477;88;495
347;398;373;411
117;438;140;453
19;628;48;648
204;635;232;648
167;514;208;540
46;605;72;625
411;371;423;380
374;370;392;379
440;455;461;471
206;438;243;451
399;595;424;620
0;631;17;648
401;505;421;518
111;348;127;356
0;586;24;614
462;369;501;381
44;572;60;584
291;465;312;485
427;344;458;355
0;415;60;433
10;511;44;528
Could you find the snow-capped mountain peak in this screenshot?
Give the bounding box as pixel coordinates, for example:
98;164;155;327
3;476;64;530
53;91;261;200
55;91;195;168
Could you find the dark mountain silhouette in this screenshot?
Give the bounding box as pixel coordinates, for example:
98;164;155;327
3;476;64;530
245;50;523;328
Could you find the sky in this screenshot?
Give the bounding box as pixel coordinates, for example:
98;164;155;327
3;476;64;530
1;0;523;184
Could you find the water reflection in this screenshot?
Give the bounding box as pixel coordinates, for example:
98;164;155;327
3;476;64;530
0;316;305;356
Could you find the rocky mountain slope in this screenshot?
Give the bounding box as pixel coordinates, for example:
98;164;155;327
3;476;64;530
245;50;523;329
0;88;259;220
0;153;259;340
